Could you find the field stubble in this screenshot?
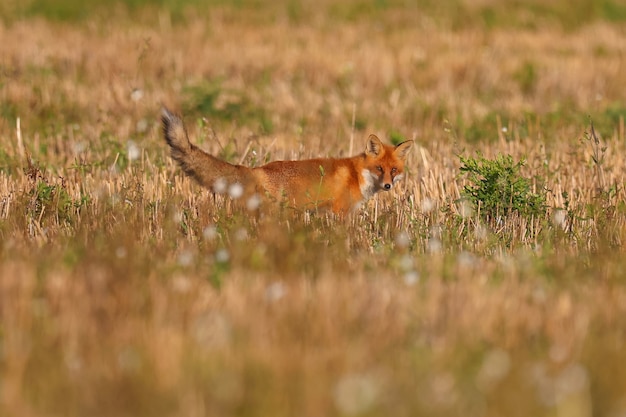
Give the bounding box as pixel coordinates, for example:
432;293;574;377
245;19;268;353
1;8;626;417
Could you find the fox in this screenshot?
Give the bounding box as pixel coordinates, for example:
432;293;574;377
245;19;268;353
161;107;413;214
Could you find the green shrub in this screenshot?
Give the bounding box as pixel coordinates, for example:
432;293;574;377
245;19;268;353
459;153;546;220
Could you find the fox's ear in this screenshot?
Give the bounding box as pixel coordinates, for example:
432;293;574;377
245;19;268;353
394;140;413;159
366;134;383;156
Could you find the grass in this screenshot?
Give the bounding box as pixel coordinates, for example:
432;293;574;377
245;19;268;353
5;0;626;29
2;1;626;416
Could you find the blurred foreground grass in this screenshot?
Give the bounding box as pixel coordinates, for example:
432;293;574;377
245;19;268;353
2;0;626;416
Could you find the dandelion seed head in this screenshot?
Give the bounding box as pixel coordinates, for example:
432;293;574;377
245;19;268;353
203;225;218;241
172;274;192;293
398;254;413;271
136;118;148;133
427;238;442;254
246;194;261;211
130;88;143;102
474;224;488;240
192;312;232;349
404;271;420;286
215;249;230;263
532;287;547;304
127;140;140;161
228;182;244;199
172;210;183;223
265;281;287;302
213;178;227;194
458;200;473;218
177;249;194;267
553;210;567;229
549;343;569;363
72;141;87;155
333;373;380;416
116;246;127;259
395;231;410;249
457;251;476;268
421;197;435;213
234;228;248;241
430;372;458;407
528;363;556;407
476;349;511;391
430;224;443;239
555;364;589;399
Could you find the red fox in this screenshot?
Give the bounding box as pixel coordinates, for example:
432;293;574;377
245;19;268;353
161;107;413;214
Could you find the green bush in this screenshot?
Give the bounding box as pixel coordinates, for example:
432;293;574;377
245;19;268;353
459;153;546;220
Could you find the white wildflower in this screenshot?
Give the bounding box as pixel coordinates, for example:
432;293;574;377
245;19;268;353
265;281;286;302
215;249;230;263
130;88;143;102
203;225;218;241
421;197;435;213
213;178;227;194
228;182;244;199
333;373;380;416
246;194;261;211
404;271;420;286
395;231;410;249
177;249;194;267
127;140;140;161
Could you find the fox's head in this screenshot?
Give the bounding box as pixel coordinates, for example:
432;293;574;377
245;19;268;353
361;134;413;197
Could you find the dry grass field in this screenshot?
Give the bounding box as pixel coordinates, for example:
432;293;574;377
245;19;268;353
2;1;626;416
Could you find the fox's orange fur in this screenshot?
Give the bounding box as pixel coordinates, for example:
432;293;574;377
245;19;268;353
161;107;413;214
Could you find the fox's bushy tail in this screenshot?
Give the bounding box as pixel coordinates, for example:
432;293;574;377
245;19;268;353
161;107;252;191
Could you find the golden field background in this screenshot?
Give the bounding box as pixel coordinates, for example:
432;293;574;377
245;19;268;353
1;1;626;416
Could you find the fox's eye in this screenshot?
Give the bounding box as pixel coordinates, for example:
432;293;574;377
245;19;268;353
376;166;383;172
391;167;397;174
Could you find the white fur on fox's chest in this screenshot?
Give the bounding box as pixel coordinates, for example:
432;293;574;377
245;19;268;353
359;169;379;200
